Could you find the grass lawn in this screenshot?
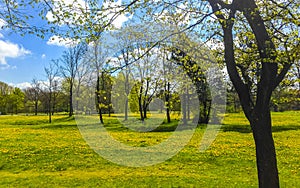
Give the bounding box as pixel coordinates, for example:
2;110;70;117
0;112;299;187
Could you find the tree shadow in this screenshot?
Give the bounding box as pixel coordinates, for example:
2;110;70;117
222;124;300;133
222;124;252;133
35;116;77;129
102;119;196;132
272;125;300;132
13;119;49;125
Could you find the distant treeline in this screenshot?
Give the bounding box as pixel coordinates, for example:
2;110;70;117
0;77;299;116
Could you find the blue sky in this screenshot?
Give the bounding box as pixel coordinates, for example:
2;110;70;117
0;0;132;89
0;29;67;88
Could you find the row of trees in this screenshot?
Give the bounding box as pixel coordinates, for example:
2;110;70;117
1;39;298;119
1;0;299;186
0;80;69;116
1;25;299;120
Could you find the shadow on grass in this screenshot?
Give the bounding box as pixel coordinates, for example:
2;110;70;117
11;115;74;126
103;123;130;132
151;121;201;132
36;116;78;129
68;118;197;133
272;125;300;132
41;116;212;133
13;119;49;125
222;124;300;133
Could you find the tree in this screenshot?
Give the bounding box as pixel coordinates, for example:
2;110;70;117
226;83;241;113
132;46;161;121
58;42;87;117
170;47;212;124
96;72;113;121
161;50;173;123
0;81;14;114
44;61;59;123
110;28;136;121
31;79;41;115
147;1;299;186
204;1;299;187
24;87;38;114
84;37;112;123
7;87;25;114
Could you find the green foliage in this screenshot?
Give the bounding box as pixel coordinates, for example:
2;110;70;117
0;82;25;114
96;72;113;114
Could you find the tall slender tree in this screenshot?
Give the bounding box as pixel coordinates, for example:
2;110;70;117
58;43;87;117
44;61;59;123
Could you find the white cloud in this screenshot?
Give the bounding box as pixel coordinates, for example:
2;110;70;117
0;18;6;28
0;19;31;69
41;54;46;59
45;0;132;32
38;76;64;90
0;19;6;39
0;40;31;69
46;0;89;25
10;77;64;91
47;35;79;48
9;82;31;89
102;0;133;29
154;2;190;26
205;38;224;50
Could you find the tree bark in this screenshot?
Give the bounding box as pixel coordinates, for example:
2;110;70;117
143;79;150;119
251;110;279;188
34;97;38;115
138;98;144;121
96;75;104;124
69;79;73;117
125;98;128;120
48;92;52;123
208;0;282;186
124;72;129;120
165;82;171;123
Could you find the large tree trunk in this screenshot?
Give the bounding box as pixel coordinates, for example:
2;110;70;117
251;110;279;188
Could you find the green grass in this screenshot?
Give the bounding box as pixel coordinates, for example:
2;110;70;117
0;112;299;187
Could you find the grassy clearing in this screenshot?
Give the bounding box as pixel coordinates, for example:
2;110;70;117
0;112;299;187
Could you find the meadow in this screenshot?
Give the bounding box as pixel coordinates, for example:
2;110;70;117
0;111;299;187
